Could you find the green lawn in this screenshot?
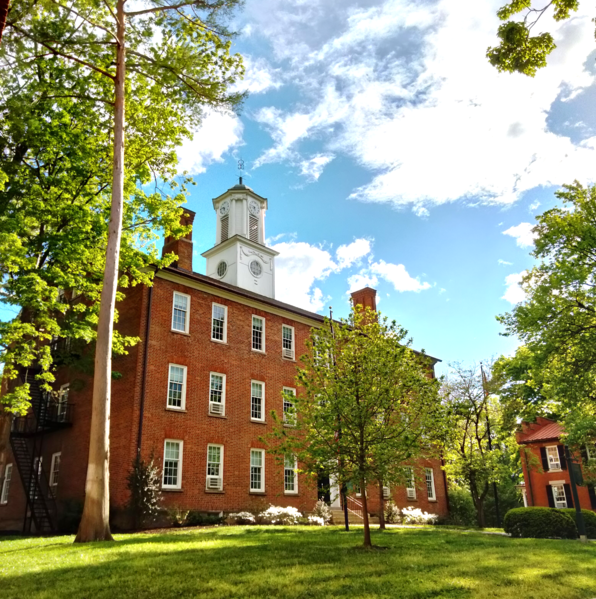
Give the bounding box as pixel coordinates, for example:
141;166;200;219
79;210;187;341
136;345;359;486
1;526;595;599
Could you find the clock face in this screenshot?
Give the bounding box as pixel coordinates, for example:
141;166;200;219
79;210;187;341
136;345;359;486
219;200;230;216
248;200;260;217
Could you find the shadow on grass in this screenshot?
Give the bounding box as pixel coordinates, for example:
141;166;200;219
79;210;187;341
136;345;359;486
1;528;596;599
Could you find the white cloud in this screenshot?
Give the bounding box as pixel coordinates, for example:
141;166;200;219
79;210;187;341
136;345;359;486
177;110;243;175
529;201;541;212
246;0;596;209
502;271;527;304
336;238;372;269
233;56;282;94
498;259;513;266
503;222;538;248
299;153;335;181
347;272;379;292
370;260;431;292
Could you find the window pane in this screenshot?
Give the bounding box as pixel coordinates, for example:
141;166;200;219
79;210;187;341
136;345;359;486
425;468;435;499
252;317;263;351
251;382;263;420
547;446;561;469
210;374;224;404
250;450;263;490
168;366;184;407
284;456;296;492
283;389;296;424
282;326;293;348
163;442;181;487
207;446;221;476
172;293;188;331
212;305;226;340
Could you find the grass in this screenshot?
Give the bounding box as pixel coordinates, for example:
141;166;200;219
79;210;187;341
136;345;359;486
1;526;596;599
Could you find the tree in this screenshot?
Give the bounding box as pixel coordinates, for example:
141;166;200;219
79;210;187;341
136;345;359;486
3;0;244;542
266;306;443;548
126;452;162;530
495;183;596;445
442;364;513;528
487;0;582;76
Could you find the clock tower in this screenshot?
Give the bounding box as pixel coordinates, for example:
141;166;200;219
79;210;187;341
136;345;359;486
202;179;279;298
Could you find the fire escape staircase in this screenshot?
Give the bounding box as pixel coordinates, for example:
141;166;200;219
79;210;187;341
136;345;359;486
9;370;73;534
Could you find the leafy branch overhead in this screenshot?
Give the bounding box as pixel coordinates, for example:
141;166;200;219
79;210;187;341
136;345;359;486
487;1;581;76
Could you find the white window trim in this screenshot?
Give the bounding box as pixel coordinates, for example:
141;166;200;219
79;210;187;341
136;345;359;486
206;444;224;491
211;303;228;343
49;452;61;487
283;387;296;426
162;439;183;490
171;291;190;334
209;372;226;416
425;468;436;501
284;455;298;495
1;463;12;504
167;364;187;411
250;448;265;492
282;324;295;360
251;380;266;422
58;383;69;421
406;468;417;500
546;445;562;471
551;482;567;508
251;315;266;353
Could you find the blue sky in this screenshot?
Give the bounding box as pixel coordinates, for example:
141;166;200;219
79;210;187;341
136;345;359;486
175;0;596;377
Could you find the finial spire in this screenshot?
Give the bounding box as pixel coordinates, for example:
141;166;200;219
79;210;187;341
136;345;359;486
238;158;245;185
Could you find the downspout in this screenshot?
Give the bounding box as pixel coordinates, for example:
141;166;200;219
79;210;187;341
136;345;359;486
136;276;155;455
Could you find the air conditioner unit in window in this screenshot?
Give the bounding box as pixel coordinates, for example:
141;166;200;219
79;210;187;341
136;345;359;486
209;402;224;416
406;488;416;500
283;347;294;359
207;476;222;490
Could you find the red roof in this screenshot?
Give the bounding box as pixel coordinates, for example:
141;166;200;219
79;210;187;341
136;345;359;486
518;421;563;444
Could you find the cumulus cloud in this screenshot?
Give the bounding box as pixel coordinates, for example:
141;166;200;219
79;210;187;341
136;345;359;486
177;110;243;175
246;0;596;206
299;154;335;181
336;238;372;269
369;260;431;292
347;272;379;292
233;55;282;94
498;259;513;266
503;222;538;248
502;271;527;304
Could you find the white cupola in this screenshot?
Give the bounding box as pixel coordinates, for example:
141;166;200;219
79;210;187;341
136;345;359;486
202;178;278;298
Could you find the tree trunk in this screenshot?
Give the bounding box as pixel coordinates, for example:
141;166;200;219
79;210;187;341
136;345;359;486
0;0;10;43
360;478;372;547
378;482;385;530
75;0;126;543
475;498;486;529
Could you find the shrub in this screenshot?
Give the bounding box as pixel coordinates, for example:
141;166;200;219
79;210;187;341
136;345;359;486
167;507;190;527
186;511;223;527
126;453;162;530
311;500;332;524
260;505;302;525
227;511;256;525
445;486;477;527
58;500;83;534
384;500;400;524
561;509;596;539
308;516;326;526
401;506;438;525
504;507;577;539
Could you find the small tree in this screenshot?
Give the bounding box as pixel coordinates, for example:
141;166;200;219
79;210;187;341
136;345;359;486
126;453;162;531
267;306;443;548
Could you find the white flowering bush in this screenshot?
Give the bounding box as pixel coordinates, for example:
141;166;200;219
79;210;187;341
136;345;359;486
260;505;302;525
312;500;333;524
384;500;401;524
400;506;438;525
308;515;326;526
227;511;255;525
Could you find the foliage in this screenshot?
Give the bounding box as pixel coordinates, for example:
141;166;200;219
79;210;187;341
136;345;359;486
384;500;401;524
185;511;223;527
266;305;443;546
4;527;596;599
487;0;580;76
311;500;332;524
495;184;596;446
167;507;190;528
445;486;477;527
561;508;596;538
504;507;577;538
226;506;303;526
226;511;256;525
400;507;438;525
0;0;245;413
126;453;162;530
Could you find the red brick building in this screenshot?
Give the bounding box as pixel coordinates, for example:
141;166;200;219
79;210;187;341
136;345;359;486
517;417;596;510
0;180;448;533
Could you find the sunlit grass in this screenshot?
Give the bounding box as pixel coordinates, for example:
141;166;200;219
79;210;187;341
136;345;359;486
1;526;595;598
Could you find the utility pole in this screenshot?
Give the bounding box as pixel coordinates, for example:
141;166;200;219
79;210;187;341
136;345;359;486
480;363;501;528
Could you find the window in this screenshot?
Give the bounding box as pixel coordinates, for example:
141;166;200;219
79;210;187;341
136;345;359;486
354;484;362;497
284;455;298;494
50;452;61;488
163;440;183;489
1;464;12;504
406;468;416;500
252;316;265;352
172;292;190;333
57;384;69;421
221;215;229;241
383;485;391;500
217;261;227;278
209;373;226;416
283;387;296;425
425;468;436;501
249;215;259;243
250;449;265;492
552;484;567;508
167;365;187;410
586;444;596;460
249;260;262;277
206;444;223;491
282;325;295;359
546;446;561;470
251;381;265;422
30;457;42;501
211;303;227;342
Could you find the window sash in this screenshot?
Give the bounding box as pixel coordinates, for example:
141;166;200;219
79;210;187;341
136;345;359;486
50;453;61;487
1;464;12;504
163;441;182;488
250;449;264;491
252;316;264;351
282;325;294;358
406;468;416;499
251;381;264;421
283;387;296;424
172;292;189;333
425;468;436;500
168;365;186;409
210;373;225;404
207;445;222;477
553;484;567;508
211;304;226;341
547;446;561;470
284;455;297;493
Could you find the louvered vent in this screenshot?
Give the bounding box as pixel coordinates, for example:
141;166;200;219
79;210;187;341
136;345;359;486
221;215;229;242
207;476;222;490
249;215;259;243
210;402;224;416
406;487;416;500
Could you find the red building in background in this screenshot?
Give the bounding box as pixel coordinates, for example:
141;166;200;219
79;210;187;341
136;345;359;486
517;417;596;510
0;180;448;533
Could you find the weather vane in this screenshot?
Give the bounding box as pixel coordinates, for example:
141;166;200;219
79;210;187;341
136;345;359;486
238;158;245;184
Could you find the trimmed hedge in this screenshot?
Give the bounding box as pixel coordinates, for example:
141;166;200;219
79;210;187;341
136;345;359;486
504;507;577;539
561;508;596;539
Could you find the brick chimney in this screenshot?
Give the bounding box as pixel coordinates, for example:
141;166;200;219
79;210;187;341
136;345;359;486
350;287;377;312
162;209;196;271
